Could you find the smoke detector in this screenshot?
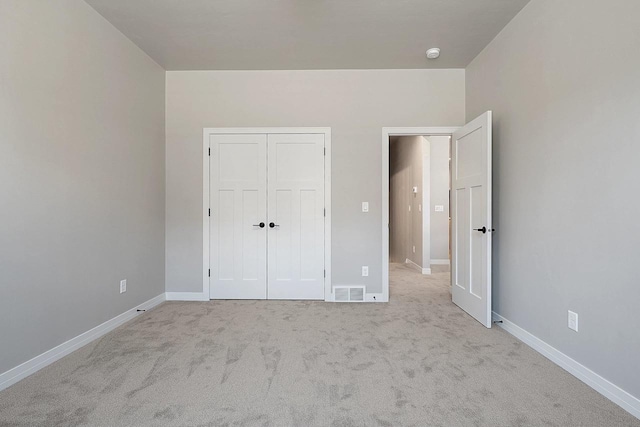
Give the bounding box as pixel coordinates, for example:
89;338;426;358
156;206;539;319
426;48;441;59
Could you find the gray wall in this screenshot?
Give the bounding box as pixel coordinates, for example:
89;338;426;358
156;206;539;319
166;70;465;294
466;0;640;398
426;136;450;262
0;0;166;374
389;137;423;267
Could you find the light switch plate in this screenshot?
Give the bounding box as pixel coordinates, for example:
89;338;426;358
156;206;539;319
435;205;444;212
362;202;369;213
568;310;578;332
120;280;127;294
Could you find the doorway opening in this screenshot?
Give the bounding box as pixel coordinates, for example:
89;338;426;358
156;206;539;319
382;114;493;327
388;134;452;298
381;127;459;302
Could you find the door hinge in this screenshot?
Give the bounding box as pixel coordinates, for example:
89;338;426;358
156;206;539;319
208;208;211;217
208;269;210;277
208;147;211;156
324;208;326;217
324;269;326;278
324;147;326;155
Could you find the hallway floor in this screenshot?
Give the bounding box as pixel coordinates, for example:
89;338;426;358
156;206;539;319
0;264;637;426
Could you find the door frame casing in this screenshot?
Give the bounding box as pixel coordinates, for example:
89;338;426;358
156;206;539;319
381;127;460;302
203;127;332;301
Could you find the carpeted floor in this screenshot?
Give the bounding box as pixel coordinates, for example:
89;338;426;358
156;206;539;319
0;264;638;426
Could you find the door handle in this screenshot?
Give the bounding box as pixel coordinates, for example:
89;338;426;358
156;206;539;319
253;222;265;228
473;226;495;234
269;222;280;228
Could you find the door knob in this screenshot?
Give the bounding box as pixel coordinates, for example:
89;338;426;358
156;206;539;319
253;222;265;228
473;226;495;234
269;222;280;228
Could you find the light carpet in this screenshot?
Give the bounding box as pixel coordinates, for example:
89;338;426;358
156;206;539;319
0;264;638;426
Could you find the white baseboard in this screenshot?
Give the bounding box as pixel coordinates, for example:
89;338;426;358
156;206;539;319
404;259;431;275
165;292;209;301
405;258;422;272
431;259;450;265
492;312;640;420
0;293;166;392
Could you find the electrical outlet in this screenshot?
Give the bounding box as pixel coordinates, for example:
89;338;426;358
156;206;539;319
362;266;369;277
413;245;416;253
568;310;578;332
120;279;127;294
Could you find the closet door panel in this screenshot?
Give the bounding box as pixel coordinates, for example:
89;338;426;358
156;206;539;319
210;134;267;299
267;134;325;300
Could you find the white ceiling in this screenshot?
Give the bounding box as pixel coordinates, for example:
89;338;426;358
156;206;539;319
85;0;530;70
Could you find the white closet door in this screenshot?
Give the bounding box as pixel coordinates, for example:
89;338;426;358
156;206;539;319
267;134;325;300
210;134;267;299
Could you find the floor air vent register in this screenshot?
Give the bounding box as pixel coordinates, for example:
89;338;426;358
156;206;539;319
333;286;365;302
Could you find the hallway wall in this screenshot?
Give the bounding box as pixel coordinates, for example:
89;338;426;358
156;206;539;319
426;136;450;263
389;137;423;267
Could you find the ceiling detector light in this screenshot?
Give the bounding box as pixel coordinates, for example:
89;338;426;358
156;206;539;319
426;48;440;59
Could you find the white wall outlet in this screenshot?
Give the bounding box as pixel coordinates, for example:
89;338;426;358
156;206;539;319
361;266;369;277
408;205;411;212
120;279;127;294
568;310;578;332
418;204;422;212
412;245;416;253
362;202;369;213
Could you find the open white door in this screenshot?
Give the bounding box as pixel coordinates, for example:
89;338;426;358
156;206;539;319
451;112;492;328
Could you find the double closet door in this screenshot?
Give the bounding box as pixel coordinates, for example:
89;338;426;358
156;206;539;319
209;133;325;300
